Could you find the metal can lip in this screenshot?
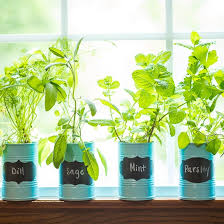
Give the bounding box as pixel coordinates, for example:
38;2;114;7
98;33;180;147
6;142;37;146
67;141;94;146
118;142;154;146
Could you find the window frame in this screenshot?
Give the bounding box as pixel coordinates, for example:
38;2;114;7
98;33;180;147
1;0;224;198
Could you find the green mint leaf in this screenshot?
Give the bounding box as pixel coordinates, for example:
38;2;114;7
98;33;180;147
169;109;185;124
138;89;156;108
97;98;121;115
153;51;171;64
132;70;154;91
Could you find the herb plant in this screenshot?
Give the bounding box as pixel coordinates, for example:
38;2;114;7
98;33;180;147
90;51;185;143
0;49;51;152
176;31;224;154
38;38;107;180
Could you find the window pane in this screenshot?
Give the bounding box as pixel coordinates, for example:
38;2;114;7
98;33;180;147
173;0;224;32
0;0;60;34
68;0;165;34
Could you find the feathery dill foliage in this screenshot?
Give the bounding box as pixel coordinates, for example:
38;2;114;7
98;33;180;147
0;51;49;147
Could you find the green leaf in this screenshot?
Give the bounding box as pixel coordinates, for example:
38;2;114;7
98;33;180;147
138;90;156;108
153;51;171;64
193;46;208;65
53;134;67;168
49;47;65;58
193;132;206;145
74;37;84;59
124;89;136;101
206;50;218;67
191;31;201;45
168;123;175;137
97;98;121;115
135;54;147;67
83;150;99;181
55;85;67;102
178;132;190;149
187;120;196;127
97;148;107;176
38;138;50;166
46;152;53;165
206;138;221;155
155;77;175;97
58;117;69;126
51;79;67;86
85;99;97;116
169;109;185;124
45;62;67;70
88;119;115;126
45;82;57;111
174;43;193;50
27;76;44;93
48;135;57;143
110;81;120;89
33;50;48;61
132;70;153;91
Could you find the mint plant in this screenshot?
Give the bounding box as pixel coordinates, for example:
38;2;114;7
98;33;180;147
38;38;107;180
176;31;224;154
90;51;185;143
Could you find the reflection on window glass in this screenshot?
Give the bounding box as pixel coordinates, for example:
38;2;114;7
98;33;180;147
173;0;224;32
0;0;59;34
68;0;165;34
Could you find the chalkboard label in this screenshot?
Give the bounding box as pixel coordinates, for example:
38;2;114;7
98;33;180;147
181;157;213;183
120;156;151;181
3;160;36;184
61;161;92;186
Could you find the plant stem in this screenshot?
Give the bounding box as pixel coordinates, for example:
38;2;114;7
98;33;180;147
158;102;187;122
108;94;122;142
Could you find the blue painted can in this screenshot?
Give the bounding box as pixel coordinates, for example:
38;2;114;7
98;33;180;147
119;142;154;201
179;143;215;200
59;142;94;201
2;143;38;201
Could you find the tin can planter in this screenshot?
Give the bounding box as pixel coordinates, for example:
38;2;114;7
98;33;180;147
179;143;215;200
119;142;154;201
59;142;94;201
2;143;38;201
